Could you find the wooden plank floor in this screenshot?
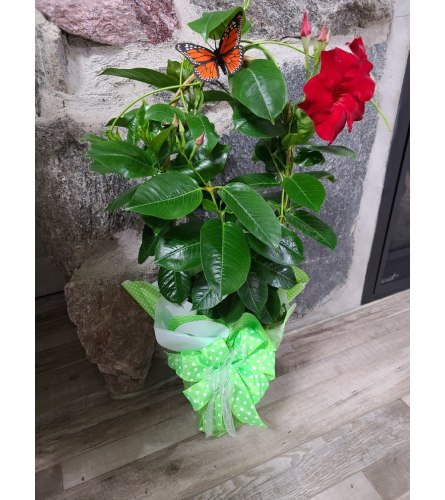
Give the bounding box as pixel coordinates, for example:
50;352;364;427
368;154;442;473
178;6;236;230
36;290;410;500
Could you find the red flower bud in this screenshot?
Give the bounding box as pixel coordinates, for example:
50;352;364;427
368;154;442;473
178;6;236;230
300;12;312;37
195;133;205;147
317;23;328;43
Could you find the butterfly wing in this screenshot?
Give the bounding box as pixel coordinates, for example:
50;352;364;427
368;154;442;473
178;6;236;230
175;43;219;82
218;13;244;75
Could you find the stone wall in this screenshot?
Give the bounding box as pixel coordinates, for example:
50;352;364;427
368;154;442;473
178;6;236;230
35;0;410;393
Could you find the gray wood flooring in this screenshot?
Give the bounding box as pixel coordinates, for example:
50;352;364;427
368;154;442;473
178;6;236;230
36;290;410;499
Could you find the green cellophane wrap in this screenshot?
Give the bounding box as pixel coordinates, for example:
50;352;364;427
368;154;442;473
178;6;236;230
122;267;309;437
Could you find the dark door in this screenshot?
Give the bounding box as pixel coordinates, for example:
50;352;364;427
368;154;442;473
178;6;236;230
362;56;410;304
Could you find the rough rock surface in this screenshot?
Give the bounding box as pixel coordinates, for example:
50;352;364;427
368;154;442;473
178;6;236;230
36;117;139;276
65;230;157;396
36;0;178;46
190;0;393;38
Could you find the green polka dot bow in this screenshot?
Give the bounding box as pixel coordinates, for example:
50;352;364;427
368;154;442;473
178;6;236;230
167;313;276;437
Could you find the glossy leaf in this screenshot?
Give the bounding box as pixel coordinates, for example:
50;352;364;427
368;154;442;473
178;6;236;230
304;143;357;159
145;104;185;124
171;143;230;184
219;182;282;247
82;133;106;143
191;276;225;311
258;286;282;324
188;7;249;41
158;268;191;304
202;199;219;212
294;149;325;167
155;222;202;271
247;227;304;266
283;173;326;212
253;257;297;289
282;108;314;147
217;293;245;323
237;271;268;315
230;173;280;189
203;90;234;103
306;171;336;183
287;210;337;250
200;219;250;297
185;114;219;153
87;141;157;178
149;126;174;155
138;225;157;264
232;103;287;138
252;138;286;173
101;68;178;88
106;185;138;212
229;60;288;122
127;172;203;218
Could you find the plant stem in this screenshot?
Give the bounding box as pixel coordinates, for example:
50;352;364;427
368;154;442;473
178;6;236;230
244;44;279;67
370;99;392;132
109;83;198;132
242;39;309;56
179;59;189;111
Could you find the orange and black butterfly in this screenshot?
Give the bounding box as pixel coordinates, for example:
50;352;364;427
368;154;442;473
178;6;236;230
176;13;244;82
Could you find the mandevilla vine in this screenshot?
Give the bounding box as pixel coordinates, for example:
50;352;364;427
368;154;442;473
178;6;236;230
84;4;380;327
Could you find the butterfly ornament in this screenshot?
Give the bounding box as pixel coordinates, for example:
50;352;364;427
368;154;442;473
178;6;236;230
176;13;244;82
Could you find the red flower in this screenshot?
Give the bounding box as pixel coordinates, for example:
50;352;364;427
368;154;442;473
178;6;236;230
298;37;375;143
300;12;311;37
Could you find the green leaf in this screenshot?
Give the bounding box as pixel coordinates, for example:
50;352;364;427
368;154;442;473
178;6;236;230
138;218;172;264
304;143;357;159
191;276;225;311
229;60;288;122
158;268;191;304
287;211;337;250
142;215;173;235
230;173;280;189
171;143;230;184
100;68;178;89
188;7;248;42
82;133;106;143
203;90;234;103
202;199;219;212
128;172;203;218
237;271;268;315
283;173;326;212
87;141;157;178
247;227;304;266
219;183;282;247
155;222;202;271
231;103;287;138
217;293;245;323
145;104;185;124
294;149;325;167
138;225;157;264
306;171;336;183
106;186;138;212
253;257;297;289
200;219;250;297
282;108;314;147
258;286;282;325
185;114;219;153
149;126;174;155
252;138;286;173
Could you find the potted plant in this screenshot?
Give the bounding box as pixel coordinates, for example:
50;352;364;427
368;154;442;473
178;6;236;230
84;2;383;437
